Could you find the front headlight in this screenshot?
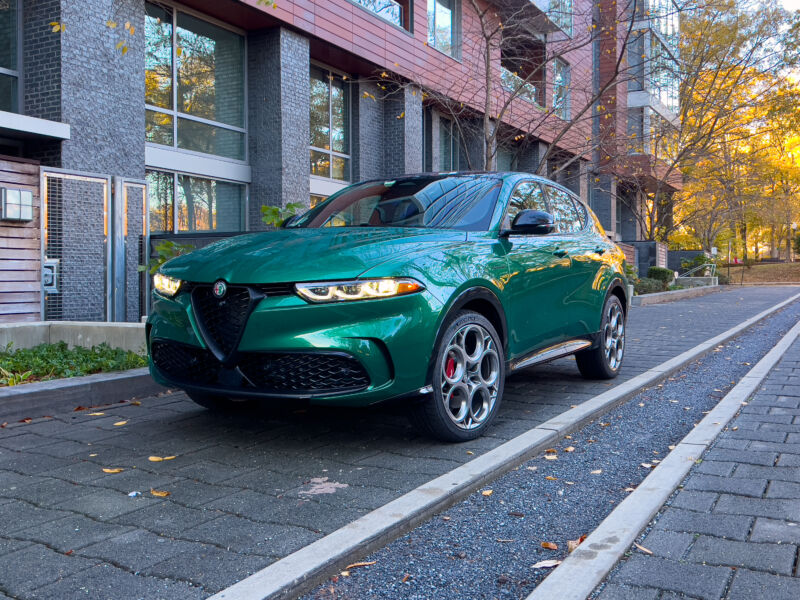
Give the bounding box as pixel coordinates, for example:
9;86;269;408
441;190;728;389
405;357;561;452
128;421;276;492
295;278;424;303
153;272;183;297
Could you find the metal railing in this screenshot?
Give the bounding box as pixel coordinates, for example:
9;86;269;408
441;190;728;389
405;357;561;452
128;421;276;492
680;263;717;278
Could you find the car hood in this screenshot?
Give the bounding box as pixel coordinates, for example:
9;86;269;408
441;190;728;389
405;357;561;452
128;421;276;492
160;227;467;283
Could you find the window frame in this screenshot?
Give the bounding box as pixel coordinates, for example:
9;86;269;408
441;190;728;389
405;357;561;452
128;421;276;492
144;1;248;165
438;116;460;172
553;58;571;120
146;167;249;235
502;179;550;231
0;0;22;113
309;61;353;186
427;0;460;59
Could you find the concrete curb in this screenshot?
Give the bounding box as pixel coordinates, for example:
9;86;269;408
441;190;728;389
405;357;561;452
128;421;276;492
526;317;800;600
0;368;167;422
631;285;720;306
209;292;800;600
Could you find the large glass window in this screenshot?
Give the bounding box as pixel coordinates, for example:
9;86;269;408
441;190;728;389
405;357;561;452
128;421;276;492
553;59;570;120
427;0;455;57
352;0;405;28
439;117;459;171
310;65;350;182
500;37;546;108
650;37;679;113
145;3;246;161
146;170;245;233
548;0;573;36
0;0;19;112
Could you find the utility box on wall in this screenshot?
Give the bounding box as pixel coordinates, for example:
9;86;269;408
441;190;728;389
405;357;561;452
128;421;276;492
1;187;34;222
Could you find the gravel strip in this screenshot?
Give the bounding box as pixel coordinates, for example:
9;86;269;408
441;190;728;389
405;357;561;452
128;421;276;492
302;299;800;600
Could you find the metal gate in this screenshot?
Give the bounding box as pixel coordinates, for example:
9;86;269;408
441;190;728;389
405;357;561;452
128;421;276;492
41;169;147;322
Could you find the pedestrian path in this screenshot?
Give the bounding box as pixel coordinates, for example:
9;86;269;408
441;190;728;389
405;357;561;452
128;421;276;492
596;336;800;600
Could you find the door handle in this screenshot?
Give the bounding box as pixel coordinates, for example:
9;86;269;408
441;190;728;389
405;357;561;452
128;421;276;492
553;249;569;258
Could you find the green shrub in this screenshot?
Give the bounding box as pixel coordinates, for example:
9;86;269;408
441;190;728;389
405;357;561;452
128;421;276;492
635;277;667;295
647;266;675;283
0;342;147;386
717;274;730;285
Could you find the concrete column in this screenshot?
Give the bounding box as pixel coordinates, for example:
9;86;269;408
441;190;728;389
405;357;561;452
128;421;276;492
248;27;309;229
423;108;442;172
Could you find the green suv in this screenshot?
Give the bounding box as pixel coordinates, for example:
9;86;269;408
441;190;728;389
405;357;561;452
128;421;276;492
147;173;628;441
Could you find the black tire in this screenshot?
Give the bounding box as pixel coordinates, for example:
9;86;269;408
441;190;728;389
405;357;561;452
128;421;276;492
575;293;626;380
409;310;505;442
186;390;253;412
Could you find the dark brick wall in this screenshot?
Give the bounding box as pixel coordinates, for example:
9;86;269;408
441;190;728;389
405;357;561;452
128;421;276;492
59;0;145;179
352;80;384;182
248;27;309;230
22;0;62;123
382;85;422;177
590;172;615;233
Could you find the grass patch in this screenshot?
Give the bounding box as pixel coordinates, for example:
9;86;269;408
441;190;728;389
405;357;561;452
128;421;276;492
0;341;147;387
724;262;800;283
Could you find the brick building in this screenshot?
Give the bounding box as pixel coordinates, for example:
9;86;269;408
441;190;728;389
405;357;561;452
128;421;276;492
0;0;678;323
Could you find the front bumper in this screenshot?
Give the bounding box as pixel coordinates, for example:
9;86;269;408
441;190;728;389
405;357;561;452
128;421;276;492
146;286;442;406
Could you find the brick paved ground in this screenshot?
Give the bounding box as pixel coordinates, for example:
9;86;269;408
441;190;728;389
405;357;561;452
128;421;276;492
0;287;797;598
597;332;800;600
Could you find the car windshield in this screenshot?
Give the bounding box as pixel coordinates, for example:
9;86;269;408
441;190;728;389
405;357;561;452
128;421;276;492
290;175;502;231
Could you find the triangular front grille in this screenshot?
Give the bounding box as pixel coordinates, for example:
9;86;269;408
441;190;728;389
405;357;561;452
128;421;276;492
191;285;253;360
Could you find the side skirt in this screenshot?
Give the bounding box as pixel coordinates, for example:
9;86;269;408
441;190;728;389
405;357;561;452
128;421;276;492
508;338;595;372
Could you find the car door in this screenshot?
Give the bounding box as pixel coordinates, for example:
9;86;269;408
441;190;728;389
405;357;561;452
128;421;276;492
543;184;606;338
500;180;573;356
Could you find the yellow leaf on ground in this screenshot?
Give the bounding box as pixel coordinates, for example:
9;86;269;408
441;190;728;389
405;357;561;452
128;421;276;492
345;560;377;570
150;488;170;497
88;412;105;416
163;456;176;460
102;467;124;474
634;543;653;555
544;454;558;460
466;450;474;455
544;448;557;454
148;456;164;462
481;489;493;497
564;446;575;452
106;20;117;28
640;463;653;468
532;559;561;568
340;570;350;576
89;453;97;457
541;541;558;550
591;469;602;474
113;421;127;426
130;401;141;406
545;476;557;481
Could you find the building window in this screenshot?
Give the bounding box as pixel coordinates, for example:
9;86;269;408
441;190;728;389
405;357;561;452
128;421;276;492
548;0;573;36
146;169;246;233
650;37;679;113
627;107;645;154
627;31;646;92
0;0;20;113
145;3;246;161
310;65;351;182
553;59;570;120
428;0;456;57
352;0;407;29
439;117;459;171
500;35;546;108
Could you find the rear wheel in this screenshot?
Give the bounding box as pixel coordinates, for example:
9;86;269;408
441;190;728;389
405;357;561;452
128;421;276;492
410;311;505;442
186;391;253;412
575;294;625;379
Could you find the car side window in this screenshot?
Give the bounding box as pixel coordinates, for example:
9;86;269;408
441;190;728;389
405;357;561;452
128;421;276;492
545;186;583;233
504;181;548;229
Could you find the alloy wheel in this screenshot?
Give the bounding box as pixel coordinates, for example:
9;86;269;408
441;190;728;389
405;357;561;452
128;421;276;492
439;323;500;430
603;302;625;370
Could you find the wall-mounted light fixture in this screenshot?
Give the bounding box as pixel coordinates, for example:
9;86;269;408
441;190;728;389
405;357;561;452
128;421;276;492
1;187;34;222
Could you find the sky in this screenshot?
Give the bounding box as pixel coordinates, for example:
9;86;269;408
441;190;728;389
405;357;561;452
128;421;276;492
783;0;800;11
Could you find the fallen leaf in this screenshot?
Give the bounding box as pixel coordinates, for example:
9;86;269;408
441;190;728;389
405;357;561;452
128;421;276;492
89;453;98;457
466;450;474;455
731;426;738;431
163;456;176;460
106;19;117;28
340;570;350;577
640;463;653;469
541;541;558;550
668;445;676;450
532;559;561;568
526;466;538;471
497;538;514;543
564;446;575;452
567;534;587;552
545;475;557;480
65;549;73;555
150;488;170;497
102;467;124;474
113;421;127;426
442;516;451;521
130;401;141;406
148;456;164;462
634;543;653;555
345;560;376;570
565;435;572;439
591;469;602;474
600;422;610;427
401;573;411;583
508;511;525;517
544;455;558;461
565;481;575;485
481;489;493;497
0;423;6;428
19;418;32;424
545;448;557;454
88;412;105;416
624;487;635;492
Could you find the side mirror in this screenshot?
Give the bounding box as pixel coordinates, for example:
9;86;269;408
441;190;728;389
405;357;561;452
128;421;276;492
504;210;556;235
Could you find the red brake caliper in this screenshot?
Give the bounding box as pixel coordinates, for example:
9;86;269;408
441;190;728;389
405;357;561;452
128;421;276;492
445;356;455;379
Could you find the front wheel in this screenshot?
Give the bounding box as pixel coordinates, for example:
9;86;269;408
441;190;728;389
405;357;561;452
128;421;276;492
575;294;626;379
409;311;505;442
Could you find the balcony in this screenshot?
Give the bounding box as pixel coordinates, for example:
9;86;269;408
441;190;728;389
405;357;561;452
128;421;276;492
351;0;403;28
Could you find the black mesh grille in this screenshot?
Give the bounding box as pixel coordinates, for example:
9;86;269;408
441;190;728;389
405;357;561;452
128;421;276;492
192;285;252;357
150;340;220;384
239;353;370;393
